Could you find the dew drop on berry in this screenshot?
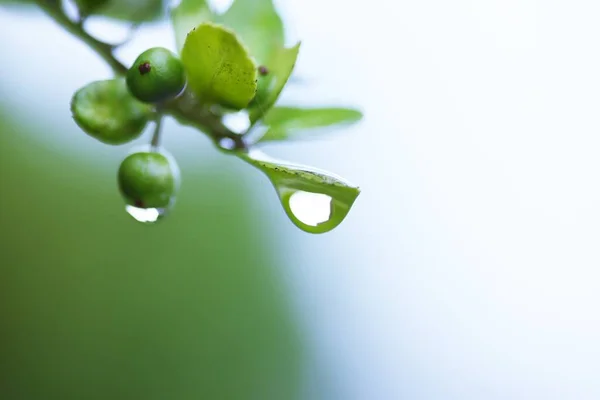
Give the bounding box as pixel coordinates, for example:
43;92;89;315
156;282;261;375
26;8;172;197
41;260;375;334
125;205;168;223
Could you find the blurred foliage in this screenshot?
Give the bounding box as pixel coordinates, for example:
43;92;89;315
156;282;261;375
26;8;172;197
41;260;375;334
214;0;284;68
2;0;167;22
260;107;364;143
0;109;304;399
79;0;164;22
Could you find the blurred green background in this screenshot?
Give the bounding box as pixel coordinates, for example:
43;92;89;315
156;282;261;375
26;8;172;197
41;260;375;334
0;108;304;398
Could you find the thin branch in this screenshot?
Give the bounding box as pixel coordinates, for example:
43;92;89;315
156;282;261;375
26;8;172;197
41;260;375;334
35;0;127;75
150;113;163;149
166;92;248;152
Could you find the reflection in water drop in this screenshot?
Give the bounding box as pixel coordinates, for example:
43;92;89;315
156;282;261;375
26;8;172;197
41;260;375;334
288;191;332;227
125;205;167;224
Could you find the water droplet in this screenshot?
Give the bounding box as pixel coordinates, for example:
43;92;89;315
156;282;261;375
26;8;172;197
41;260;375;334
222;109;251;134
125;205;167;224
277;187;355;234
240;150;360;234
218;137;236;150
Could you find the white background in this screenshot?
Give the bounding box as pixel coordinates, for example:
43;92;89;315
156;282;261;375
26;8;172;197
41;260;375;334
2;1;600;398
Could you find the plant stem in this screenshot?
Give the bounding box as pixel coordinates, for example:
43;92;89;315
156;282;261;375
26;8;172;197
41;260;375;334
150;114;163;150
166;92;248;152
35;0;127;75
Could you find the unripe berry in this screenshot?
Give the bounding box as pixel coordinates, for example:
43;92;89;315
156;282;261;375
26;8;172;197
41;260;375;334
126;47;186;103
118;149;180;209
71;79;152;145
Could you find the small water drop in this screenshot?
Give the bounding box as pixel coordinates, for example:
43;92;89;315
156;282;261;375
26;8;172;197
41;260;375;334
218;137;236;150
125;205;167;224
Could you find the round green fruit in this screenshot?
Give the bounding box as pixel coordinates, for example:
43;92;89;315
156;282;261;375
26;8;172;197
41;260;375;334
118;150;180;209
126;47;186;103
71;79;152;145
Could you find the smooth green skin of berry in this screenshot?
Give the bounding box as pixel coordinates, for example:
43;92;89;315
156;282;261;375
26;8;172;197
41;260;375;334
118;152;179;208
71;79;152;145
126;47;186;103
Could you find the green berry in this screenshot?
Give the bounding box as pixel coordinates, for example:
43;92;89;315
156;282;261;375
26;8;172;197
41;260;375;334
126;47;186;103
71;79;152;145
118;150;180;209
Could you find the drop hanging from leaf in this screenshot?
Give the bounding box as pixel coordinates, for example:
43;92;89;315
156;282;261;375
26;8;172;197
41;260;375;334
238;151;360;234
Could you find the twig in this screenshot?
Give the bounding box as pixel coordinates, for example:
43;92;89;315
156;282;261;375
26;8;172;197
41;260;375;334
150;113;163;149
166;92;248;152
36;0;130;76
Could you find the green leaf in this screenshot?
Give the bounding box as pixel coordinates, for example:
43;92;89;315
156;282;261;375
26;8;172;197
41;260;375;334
249;43;300;123
0;0;34;5
181;22;258;110
238;151;360;234
259;106;363;142
85;0;164;22
215;0;287;119
74;0;110;17
170;0;214;53
215;0;284;66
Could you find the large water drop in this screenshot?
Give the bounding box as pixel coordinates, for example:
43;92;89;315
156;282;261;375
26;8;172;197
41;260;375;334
276;186;357;234
239;150;360;234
